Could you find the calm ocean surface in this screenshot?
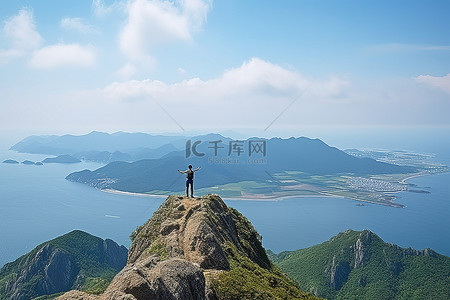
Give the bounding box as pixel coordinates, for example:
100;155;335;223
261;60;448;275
1;131;449;268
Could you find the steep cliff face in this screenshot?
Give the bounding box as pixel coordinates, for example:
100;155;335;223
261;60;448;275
0;230;128;300
5;244;78;300
58;194;319;300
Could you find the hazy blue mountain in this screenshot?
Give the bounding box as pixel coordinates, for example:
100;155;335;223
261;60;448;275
10;132;235;163
42;155;81;164
2;159;19;164
265;137;409;175
270;230;450;300
73;150;133;163
151;136;412;175
130;143;180;160
10;135;59;153
10;131;186;155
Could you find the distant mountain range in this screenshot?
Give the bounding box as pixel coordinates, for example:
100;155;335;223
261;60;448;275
10;132;241;164
10;131;415;197
10;131;186;163
269;230;450;299
11;131;186;154
42;155;81;164
62;134;413;195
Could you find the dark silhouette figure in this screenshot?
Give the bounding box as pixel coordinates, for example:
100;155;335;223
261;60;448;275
178;165;201;197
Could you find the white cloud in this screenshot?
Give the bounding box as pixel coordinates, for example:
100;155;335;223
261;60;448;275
96;58;347;100
29;44;96;69
119;0;212;62
3;8;42;50
92;0;123;16
181;0;212;29
115;63;138;79
0;8;42;64
77;58;350;130
415;74;450;94
61;17;99;34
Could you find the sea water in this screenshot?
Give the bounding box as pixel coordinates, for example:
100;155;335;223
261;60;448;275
0;149;164;268
229;172;450;254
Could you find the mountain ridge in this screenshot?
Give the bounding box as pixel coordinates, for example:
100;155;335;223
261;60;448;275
10;131;187;161
65;136;413;198
0;230;127;300
270;229;450;299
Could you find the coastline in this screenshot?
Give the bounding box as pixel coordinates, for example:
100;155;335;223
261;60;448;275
100;187;398;207
102;188;337;202
399;172;429;184
223;193;339;202
102;189;167;198
99;171;441;207
101;188;405;207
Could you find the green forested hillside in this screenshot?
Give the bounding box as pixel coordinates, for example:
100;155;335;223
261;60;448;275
270;230;450;300
0;230;127;300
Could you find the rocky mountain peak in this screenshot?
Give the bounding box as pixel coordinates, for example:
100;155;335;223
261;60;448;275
58;194;316;300
128;194;270;270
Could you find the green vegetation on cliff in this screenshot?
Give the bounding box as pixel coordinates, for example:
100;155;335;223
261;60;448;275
211;242;318;299
209;203;318;299
270;230;450;300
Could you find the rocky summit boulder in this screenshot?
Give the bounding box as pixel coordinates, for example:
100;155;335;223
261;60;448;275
58;194;319;300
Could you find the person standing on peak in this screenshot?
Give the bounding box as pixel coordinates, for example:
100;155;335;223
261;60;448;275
178;165;201;198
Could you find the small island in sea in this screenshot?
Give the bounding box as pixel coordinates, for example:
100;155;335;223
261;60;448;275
408;189;431;194
21;160;35;165
3;159;19;164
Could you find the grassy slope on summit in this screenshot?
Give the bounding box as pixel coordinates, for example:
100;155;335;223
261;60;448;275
210;207;320;299
271;230;450;300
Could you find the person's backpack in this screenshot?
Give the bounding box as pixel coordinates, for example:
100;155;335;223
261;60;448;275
187;170;194;180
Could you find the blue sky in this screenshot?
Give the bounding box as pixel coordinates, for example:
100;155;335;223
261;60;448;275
1;0;449;137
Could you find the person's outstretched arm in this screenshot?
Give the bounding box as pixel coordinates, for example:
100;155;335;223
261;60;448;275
194;166;201;171
178;169;187;174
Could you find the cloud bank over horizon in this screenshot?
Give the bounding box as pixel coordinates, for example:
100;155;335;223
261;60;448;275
416;73;450;94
